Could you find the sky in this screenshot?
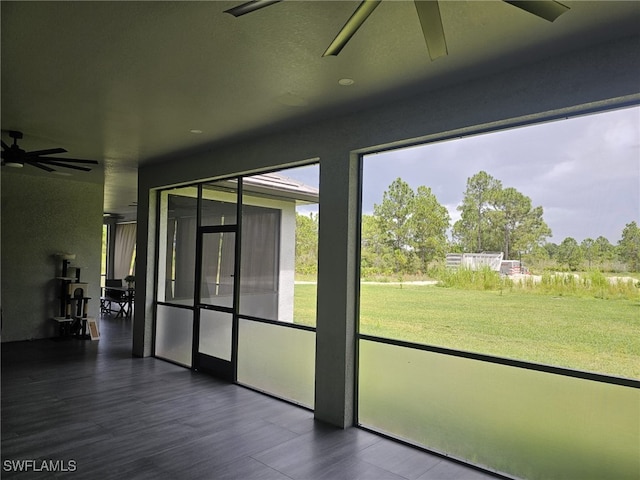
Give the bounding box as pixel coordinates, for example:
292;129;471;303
286;106;639;244
362;106;639;244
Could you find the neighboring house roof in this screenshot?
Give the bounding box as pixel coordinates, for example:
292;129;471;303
242;172;319;204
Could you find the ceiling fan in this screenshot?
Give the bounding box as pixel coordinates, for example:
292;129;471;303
1;131;98;173
225;0;569;60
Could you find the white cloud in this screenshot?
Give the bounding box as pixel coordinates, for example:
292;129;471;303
446;203;462;225
543;160;578;182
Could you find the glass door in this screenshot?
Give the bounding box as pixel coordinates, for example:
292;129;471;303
195;226;238;380
200;229;236;308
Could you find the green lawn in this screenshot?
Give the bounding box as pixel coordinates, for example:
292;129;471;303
294;283;640;379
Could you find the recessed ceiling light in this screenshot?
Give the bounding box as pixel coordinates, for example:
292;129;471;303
190;129;203;134
338;78;355;86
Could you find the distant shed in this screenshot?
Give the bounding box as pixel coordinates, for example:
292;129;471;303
446;252;504;272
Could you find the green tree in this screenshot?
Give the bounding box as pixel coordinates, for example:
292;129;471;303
544;242;559;260
374;178;416;274
410;186;450;272
453;171;502;252
295;212;318;275
557;237;583;271
618;221;640;272
512;205;551;258
371;179;450;275
593;236;614;265
360;214;392;276
453;172;550;258
374;178;414;251
523;244;550;272
581;238;595;269
488;187;551;259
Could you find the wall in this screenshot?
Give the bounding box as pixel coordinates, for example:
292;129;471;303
134;34;640;427
1;171;104;342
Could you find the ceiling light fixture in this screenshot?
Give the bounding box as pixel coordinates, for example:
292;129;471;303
4;161;24;168
190;129;203;134
338;78;355;86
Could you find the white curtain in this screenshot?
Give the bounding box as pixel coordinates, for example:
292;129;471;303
173;217;196;299
114;223;137;280
240;208;279;293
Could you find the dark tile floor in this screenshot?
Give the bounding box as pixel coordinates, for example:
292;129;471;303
1;316;502;479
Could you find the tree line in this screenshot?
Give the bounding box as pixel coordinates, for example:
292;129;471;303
295;171;640;275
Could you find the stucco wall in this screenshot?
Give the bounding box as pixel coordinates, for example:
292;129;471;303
1;171;103;342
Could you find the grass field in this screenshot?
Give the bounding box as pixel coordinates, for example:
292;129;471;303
294;283;640;379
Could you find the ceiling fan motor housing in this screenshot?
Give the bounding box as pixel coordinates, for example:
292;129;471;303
1;130;98;172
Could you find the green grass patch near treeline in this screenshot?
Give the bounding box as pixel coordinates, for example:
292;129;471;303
293;270;640;379
434;266;640;300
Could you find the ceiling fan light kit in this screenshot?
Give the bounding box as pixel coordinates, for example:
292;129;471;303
225;0;569;60
4;161;24;168
1;130;98;173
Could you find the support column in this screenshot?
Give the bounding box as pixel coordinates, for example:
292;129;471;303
314;153;360;428
132;189;156;358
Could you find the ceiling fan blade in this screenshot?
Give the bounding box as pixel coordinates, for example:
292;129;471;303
414;0;448;61
1;140;9;151
503;1;569;22
224;0;283;17
34;157;98;165
322;0;382;57
29;162;55;173
24;147;67;157
40;160;93;172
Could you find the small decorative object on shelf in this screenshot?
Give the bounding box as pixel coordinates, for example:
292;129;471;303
124;275;135;289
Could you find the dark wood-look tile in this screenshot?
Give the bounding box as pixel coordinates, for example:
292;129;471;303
417;458;501;480
187;456;293;480
356;439;443;479
2;315;504;480
299;455;410;480
251;426;382;478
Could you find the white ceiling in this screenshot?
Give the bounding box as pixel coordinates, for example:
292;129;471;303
2;1;639;220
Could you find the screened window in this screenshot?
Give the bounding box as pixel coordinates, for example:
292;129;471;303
201;180;238;226
236;164;319;406
357;106;640;480
359;106;640;379
153;164;319;406
157;187;198;305
239;166;319;326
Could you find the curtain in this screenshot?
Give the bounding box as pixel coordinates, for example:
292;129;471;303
114;223;137;280
174;217;197;300
201;231;222;300
241;208;279;293
165;219;177;298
